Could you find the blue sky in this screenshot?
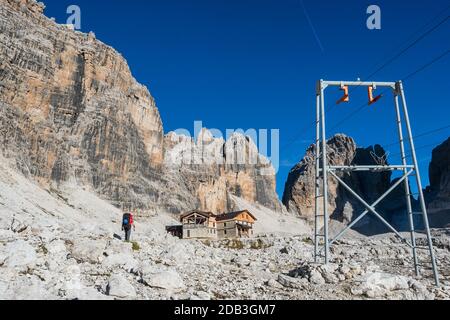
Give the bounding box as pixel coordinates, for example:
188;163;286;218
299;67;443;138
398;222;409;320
43;0;449;198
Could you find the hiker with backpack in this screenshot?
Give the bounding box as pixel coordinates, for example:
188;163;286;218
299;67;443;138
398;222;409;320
121;213;135;241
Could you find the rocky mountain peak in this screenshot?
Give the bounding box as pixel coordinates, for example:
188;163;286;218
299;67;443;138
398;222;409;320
0;0;281;214
7;0;45;16
426;137;450;215
164;130;281;213
283;134;411;233
196;128;218;144
282;133;358;219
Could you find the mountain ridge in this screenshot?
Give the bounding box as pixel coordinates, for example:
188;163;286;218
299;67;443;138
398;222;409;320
0;0;282;214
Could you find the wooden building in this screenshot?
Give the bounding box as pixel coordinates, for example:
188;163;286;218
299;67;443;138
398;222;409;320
179;210;218;239
169;209;258;240
216;210;257;238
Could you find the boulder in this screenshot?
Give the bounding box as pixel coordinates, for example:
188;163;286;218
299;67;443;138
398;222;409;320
2;240;37;268
282;134;415;233
107;274;137;299
46;240;67;257
141;267;185;291
102;253;138;272
353;272;410;298
0;229;15;242
66;286;113;301
190;291;212;300
277;274;306;289
70;238;107;264
266;278;284;289
0;275;56;300
308;269;326;285
160;241;192;265
282;134;357;221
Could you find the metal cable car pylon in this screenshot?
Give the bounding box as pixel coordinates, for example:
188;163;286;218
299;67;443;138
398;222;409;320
313;79;440;287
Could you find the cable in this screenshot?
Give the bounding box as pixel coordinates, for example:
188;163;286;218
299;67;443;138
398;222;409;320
326;13;450;114
402;49;450;81
327;49;450;135
363;15;449;82
366;6;450;75
281;7;450;152
282;10;450;151
383;124;450;149
280;119;317;151
390;140;447;159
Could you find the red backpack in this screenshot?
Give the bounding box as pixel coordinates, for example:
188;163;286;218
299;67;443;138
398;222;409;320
122;213;133;226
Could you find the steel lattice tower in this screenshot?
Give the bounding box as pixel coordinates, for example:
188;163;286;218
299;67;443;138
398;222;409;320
314;80;440;286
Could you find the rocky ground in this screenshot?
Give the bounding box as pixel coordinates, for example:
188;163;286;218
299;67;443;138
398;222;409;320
1;222;450;300
1;156;449;300
177;231;450;300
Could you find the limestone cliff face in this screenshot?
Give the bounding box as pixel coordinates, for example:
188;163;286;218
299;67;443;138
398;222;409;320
0;0;282;213
426;137;450;213
282;134;403;229
0;0;165;210
282;134;357;221
164;130;282;213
